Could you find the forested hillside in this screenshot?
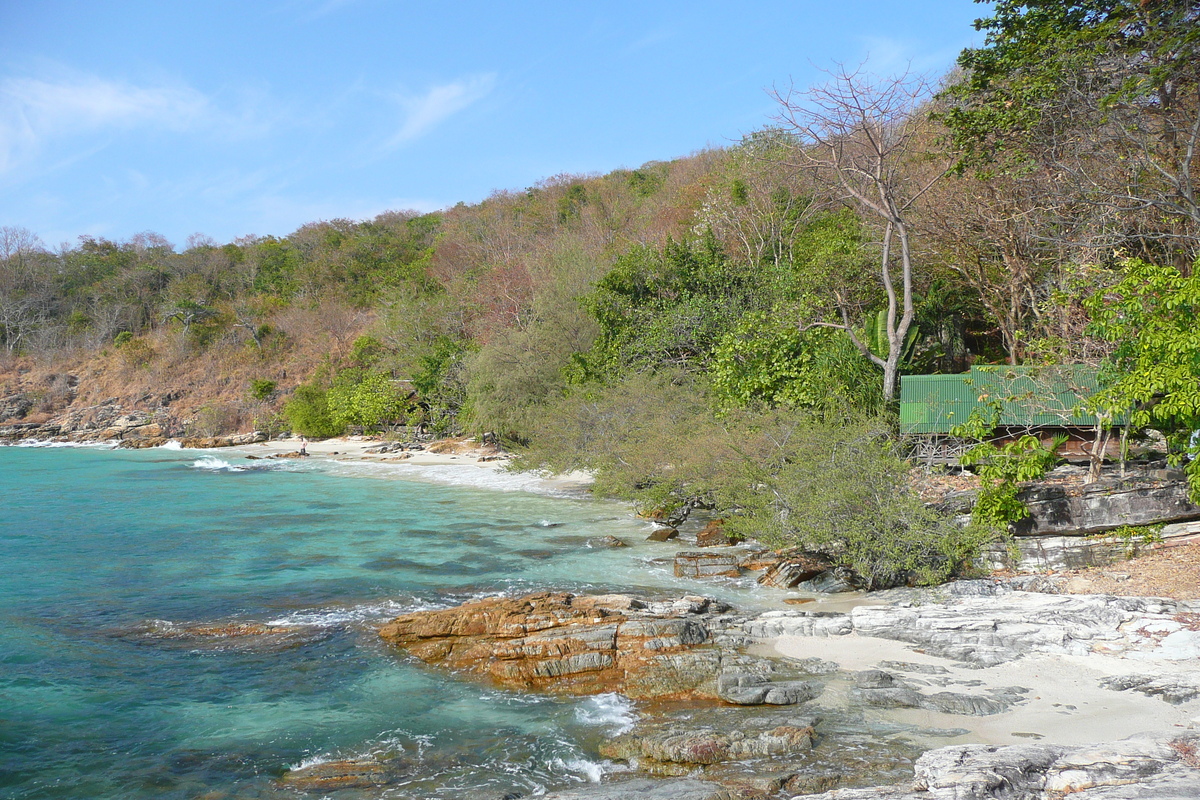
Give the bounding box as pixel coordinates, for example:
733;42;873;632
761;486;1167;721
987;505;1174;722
3;1;1198;585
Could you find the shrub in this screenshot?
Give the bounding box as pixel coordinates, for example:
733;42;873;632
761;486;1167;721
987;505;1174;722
327;370;407;430
723;414;997;589
249;379;277;401
282;384;344;438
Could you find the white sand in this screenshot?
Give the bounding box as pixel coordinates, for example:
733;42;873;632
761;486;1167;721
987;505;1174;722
765;633;1200;746
226;435;596;493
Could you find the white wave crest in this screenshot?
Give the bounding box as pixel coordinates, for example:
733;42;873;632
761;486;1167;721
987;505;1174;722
549;756;612;783
190;456;245;472
16;439;117;449
289;752;335;771
157;440;182;450
263;598;441;628
319;459;581;496
574;693;637;734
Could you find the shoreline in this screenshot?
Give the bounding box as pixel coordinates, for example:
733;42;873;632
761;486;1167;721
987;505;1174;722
7;437;1200;798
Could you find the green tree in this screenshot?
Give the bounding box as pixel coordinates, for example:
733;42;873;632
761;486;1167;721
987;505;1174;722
283;385;344;438
709;313;882;413
1085;257;1200;498
327;370;408;430
945;0;1200;249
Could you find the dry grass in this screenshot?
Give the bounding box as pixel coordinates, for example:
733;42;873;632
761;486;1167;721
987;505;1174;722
1;302;374;433
1058;540;1200;600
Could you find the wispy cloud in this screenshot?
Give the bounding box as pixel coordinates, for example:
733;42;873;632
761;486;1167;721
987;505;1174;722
0;70;269;175
385;74;496;148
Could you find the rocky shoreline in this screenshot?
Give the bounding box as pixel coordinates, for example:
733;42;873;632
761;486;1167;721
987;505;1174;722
268;581;1200;799
8;409;1200;798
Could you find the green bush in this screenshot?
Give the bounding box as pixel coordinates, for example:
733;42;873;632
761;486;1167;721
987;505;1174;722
327;370;407;430
282;384;344;438
723;414;997;589
249;379;277;401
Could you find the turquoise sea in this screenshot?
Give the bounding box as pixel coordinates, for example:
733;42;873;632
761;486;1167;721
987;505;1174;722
0;444;777;800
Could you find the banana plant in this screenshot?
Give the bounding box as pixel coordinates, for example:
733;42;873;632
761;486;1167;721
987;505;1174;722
863;309;919;369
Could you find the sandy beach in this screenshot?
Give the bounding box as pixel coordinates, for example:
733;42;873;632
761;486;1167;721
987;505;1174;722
228;434;597;493
763;624;1200;748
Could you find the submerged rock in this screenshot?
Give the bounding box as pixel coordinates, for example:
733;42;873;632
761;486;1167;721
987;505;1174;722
674;552;741;579
538;778;726;800
119;619;326;652
588;535;629;548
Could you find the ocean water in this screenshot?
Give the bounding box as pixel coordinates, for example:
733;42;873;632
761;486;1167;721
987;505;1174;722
0;445;772;800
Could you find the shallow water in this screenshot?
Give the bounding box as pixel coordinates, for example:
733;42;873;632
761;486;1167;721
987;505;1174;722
0;445;779;799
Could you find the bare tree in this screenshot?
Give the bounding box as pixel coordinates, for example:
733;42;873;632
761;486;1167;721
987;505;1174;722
0;226;51;354
773;65;949;401
695;130;820;268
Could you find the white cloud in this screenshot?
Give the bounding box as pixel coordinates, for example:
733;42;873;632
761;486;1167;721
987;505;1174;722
386;74;496;148
0;70;266;175
3;74;209;132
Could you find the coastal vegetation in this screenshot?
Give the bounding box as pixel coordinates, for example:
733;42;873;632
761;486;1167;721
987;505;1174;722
3;0;1198;587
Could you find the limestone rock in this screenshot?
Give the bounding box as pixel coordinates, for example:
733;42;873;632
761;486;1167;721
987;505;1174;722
790;735;1200;799
796;568;859;593
1100;673;1200;705
717;673;822;705
0;393;32;422
180;431;267;448
1016;480;1200;538
739;551;784;572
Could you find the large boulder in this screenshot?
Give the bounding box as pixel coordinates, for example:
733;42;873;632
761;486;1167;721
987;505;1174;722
1015;480;1200;537
757;558;828;589
378;592;734;699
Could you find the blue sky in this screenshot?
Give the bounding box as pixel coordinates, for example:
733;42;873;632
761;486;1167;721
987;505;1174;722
0;1;987;249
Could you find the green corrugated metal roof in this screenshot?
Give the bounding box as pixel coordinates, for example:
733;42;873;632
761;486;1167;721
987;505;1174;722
900;366;1113;435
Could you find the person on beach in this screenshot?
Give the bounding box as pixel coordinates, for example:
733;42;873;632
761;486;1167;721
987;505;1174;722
299;437;307;456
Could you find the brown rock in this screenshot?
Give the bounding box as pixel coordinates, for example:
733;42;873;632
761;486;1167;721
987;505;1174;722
739;552;784;572
118;437;168;449
378;592;724;699
695;519;744;547
647;526;679;542
674;552;741;579
757;558;827;589
279;759;393;790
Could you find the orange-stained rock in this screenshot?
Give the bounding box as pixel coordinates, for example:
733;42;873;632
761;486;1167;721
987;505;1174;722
378;592;729;699
695;519;744;547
